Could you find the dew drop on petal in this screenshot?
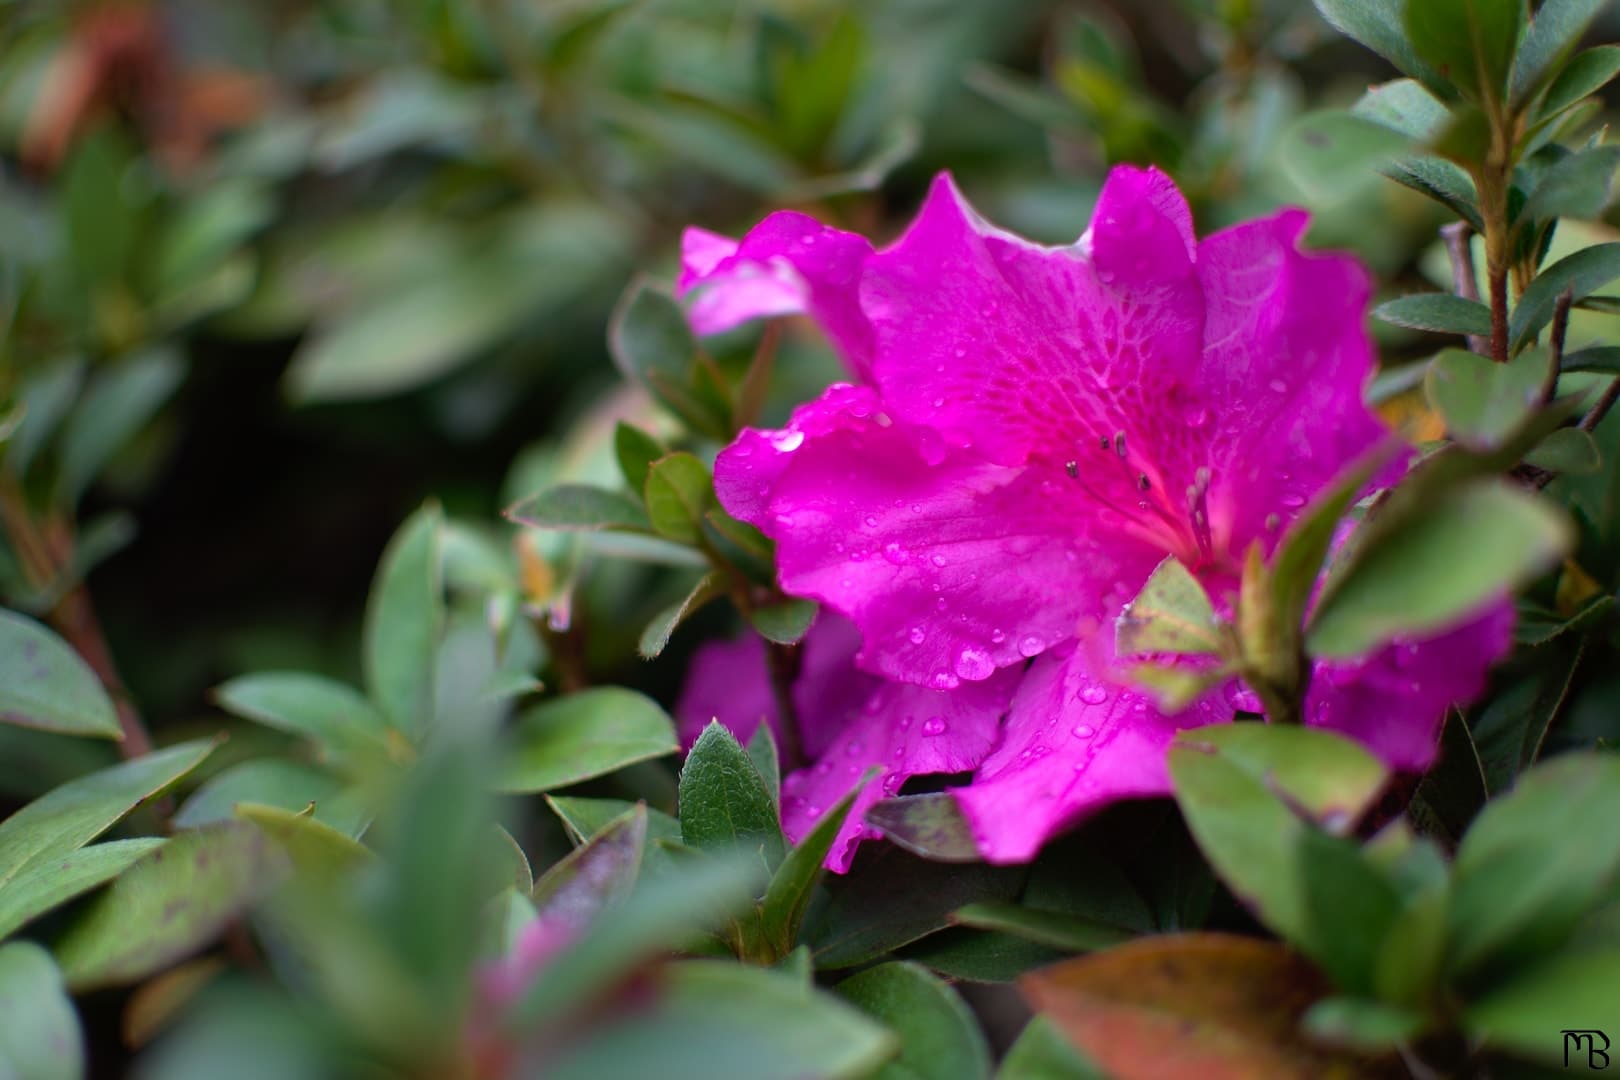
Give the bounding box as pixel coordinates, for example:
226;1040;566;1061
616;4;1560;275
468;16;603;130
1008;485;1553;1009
930;553;947;567
1017;635;1045;657
908;626;927;645
1079;684;1109;706
990;628;1006;644
770;429;805;453
1268;379;1289;394
1279;492;1305;509
954;647;994;681
921;715;948;736
928;672;959;690
1071;724;1095;738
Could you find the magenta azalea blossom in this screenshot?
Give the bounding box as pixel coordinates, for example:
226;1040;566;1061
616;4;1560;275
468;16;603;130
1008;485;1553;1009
678;615;1017;872
680;166;1513;863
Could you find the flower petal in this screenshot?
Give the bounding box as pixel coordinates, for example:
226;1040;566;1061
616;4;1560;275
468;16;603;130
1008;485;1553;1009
954;646;1233;863
1195;211;1391;551
715;384;1161;687
1307;600;1515;771
677;213;875;376
860;169;1205;473
782;666;1017;872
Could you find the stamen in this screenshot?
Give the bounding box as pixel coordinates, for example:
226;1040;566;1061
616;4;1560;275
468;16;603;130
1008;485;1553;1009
1099;435;1111;452
1065;460;1079;478
1137;473;1151;492
1114;431;1128;460
1186;467;1215;559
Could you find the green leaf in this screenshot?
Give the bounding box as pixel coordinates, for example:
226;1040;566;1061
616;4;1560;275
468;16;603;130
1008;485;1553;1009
7;360;84;480
1538;44;1620;120
1168;725;1393;983
61;129;139;287
173;758;354;833
950;902;1134;953
235;803;372;877
759;771;871;954
54;823;277;990
209;672;391;764
544;961;896;1080
1522;144;1620;222
1312;0;1450;96
1384;155;1484;230
495;688;678;793
1404;0;1525;103
1424;347;1549;450
0;942;83;1080
1463;946;1620;1061
865;793;985;863
1510;242;1620;350
1122;662;1231;714
749;598;819;646
0;740;214;890
638;572;725;659
902;928;1069;984
504;484;652;533
545;796;682;849
511;854;760;1024
54;347;184;508
1374;294;1494;337
609;280;728;437
643;452;716;545
1353;79;1452;139
678;721;784;869
1524;426;1602;473
613;422;666;495
363;504;443;736
747;722;781;808
1115;556;1223;657
1279;111;1413;203
532;805;646;922
835;962;990;1080
1302;997;1426;1051
997;1016;1106;1080
1447;753;1620;976
1307;479;1570;658
0;838;162;943
0;610;119;739
1512;0;1610;103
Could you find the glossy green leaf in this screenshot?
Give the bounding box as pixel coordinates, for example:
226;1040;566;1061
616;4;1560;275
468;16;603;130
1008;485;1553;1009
0;838;163;943
545;796;682;849
173;759;352;833
1424;347;1548;449
0;740;214;891
643;453;715;545
760;771;871;954
638;572;725;659
613;422;666;495
1524;426;1602;474
749;598;819;646
997;1016;1106;1080
544;961;896;1080
1538;44;1620;120
363;504;442;736
609;280;728;436
1115;556;1222;658
865;793;984;863
1522;144;1620;222
1312;0;1449;95
1404;0;1524;103
495;688;678;793
1374;294;1494;337
0;610;119;739
951;902;1134;953
504;484;651;533
1307;479;1570;658
1512;0;1610;103
836;962;990;1080
235;803;372;876
54;347;184;509
679;721;784;868
210;672;390;763
0;942;83;1080
746;722;781;808
54;823;277;990
1448;753;1620;976
1510;242;1620;350
1279;111;1412;203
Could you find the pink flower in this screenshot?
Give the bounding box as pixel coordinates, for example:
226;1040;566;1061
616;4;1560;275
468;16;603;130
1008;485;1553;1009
677;615;1016;872
681;167;1513;863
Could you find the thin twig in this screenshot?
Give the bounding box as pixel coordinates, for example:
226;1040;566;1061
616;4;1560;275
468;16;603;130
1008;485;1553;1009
1441;222;1490;356
1579;376;1620;434
1542;286;1574;404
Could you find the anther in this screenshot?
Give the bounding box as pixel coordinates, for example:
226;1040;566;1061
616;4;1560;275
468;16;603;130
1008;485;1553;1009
1065;460;1079;478
1114;431;1128;459
1137;473;1151;492
1099;435;1111;451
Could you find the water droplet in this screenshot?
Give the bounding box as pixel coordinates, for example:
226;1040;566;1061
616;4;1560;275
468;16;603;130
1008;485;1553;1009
1018;635;1044;657
1079;684;1110;705
863;514;878;528
1184;404;1209;427
990;628;1006;644
883;542;908;565
770;429;805;452
930;553;947;567
953;347;966;358
908;625;927;645
928;672;959;691
921;715;948;736
1072;724;1095;738
846;739;865;756
1269;378;1288;394
1280;492;1305;509
931;397;945;408
954;647;994;680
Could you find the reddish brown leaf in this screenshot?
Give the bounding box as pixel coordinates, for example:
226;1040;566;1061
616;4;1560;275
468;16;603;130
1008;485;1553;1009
1020;933;1401;1080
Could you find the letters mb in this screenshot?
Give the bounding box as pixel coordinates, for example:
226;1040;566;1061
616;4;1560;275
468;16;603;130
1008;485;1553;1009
1564;1029;1611;1069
